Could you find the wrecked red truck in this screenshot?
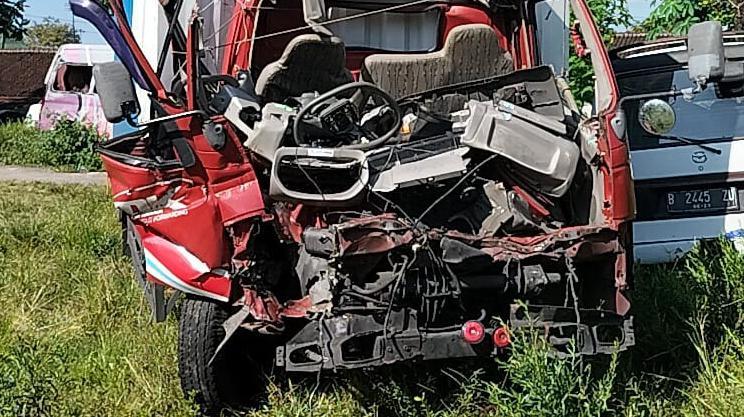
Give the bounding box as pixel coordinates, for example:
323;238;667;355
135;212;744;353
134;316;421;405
72;0;635;413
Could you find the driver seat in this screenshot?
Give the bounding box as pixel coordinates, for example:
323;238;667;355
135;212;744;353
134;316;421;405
255;35;353;103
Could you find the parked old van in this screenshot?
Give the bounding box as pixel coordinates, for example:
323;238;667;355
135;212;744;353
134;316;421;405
27;44;115;136
613;26;744;264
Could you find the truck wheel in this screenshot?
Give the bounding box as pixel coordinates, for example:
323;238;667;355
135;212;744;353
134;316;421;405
178;296;270;415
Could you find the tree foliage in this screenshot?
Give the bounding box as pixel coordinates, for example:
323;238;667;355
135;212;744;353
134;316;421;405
569;0;632;105
569;0;744;104
25;17;80;49
0;0;28;48
643;0;744;38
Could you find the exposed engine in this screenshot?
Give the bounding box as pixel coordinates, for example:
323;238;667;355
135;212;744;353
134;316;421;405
212;66;634;372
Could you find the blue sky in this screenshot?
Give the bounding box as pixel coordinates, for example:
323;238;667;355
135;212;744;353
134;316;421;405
628;0;654;27
27;0;655;44
25;0;104;43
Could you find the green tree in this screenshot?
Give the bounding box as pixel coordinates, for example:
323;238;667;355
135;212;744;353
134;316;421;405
643;0;744;38
25;17;80;48
569;0;633;104
0;0;28;48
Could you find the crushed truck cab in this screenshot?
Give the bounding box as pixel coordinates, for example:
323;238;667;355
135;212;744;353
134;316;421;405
73;0;635;413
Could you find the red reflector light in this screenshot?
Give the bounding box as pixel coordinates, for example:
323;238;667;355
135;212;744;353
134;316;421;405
493;326;511;348
461;321;485;344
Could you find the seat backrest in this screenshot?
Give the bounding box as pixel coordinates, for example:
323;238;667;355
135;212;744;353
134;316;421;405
255;35;353;103
361;24;513;102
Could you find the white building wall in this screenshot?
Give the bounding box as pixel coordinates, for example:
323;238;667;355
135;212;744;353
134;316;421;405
130;0;171;121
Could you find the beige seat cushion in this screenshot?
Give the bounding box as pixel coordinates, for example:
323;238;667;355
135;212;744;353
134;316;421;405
361;24;514;102
255;35;353;102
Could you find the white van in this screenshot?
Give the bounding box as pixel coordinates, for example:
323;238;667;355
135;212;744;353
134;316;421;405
612;32;744;264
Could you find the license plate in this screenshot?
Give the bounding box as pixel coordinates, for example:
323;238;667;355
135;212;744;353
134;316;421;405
666;187;738;213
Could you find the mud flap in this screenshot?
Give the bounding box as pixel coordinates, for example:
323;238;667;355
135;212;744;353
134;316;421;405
209;290;288;365
209;307;251;366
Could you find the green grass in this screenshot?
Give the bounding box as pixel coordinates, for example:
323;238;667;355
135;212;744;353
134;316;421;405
0;182;742;417
0;183;194;417
0;121;103;172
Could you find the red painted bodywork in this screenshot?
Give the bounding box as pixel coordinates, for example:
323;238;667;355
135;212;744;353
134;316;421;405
102;0;632;307
139;231;233;301
101;2;266;301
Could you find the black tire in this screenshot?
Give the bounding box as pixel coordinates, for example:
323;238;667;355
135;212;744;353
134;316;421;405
120;211;132;258
0;110;24;124
178;296;271;415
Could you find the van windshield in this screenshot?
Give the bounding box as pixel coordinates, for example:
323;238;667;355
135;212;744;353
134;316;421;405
619;69;744;150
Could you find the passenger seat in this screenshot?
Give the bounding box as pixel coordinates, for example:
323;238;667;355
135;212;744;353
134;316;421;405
361;24;513;107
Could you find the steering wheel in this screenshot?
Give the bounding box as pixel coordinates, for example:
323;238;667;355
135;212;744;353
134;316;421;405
293;81;401;150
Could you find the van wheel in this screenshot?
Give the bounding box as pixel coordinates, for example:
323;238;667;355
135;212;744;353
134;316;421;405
178;297;272;415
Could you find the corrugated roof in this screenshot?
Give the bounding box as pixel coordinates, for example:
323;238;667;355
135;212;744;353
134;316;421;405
609;32;679;51
0;49;56;102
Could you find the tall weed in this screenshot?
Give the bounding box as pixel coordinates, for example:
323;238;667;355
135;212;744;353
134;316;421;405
680;323;744;416
631;238;744;375
485;330;618;417
684;239;744;342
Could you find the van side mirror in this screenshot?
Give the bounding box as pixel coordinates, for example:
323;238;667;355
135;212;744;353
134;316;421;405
687;21;725;90
93;61;139;123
